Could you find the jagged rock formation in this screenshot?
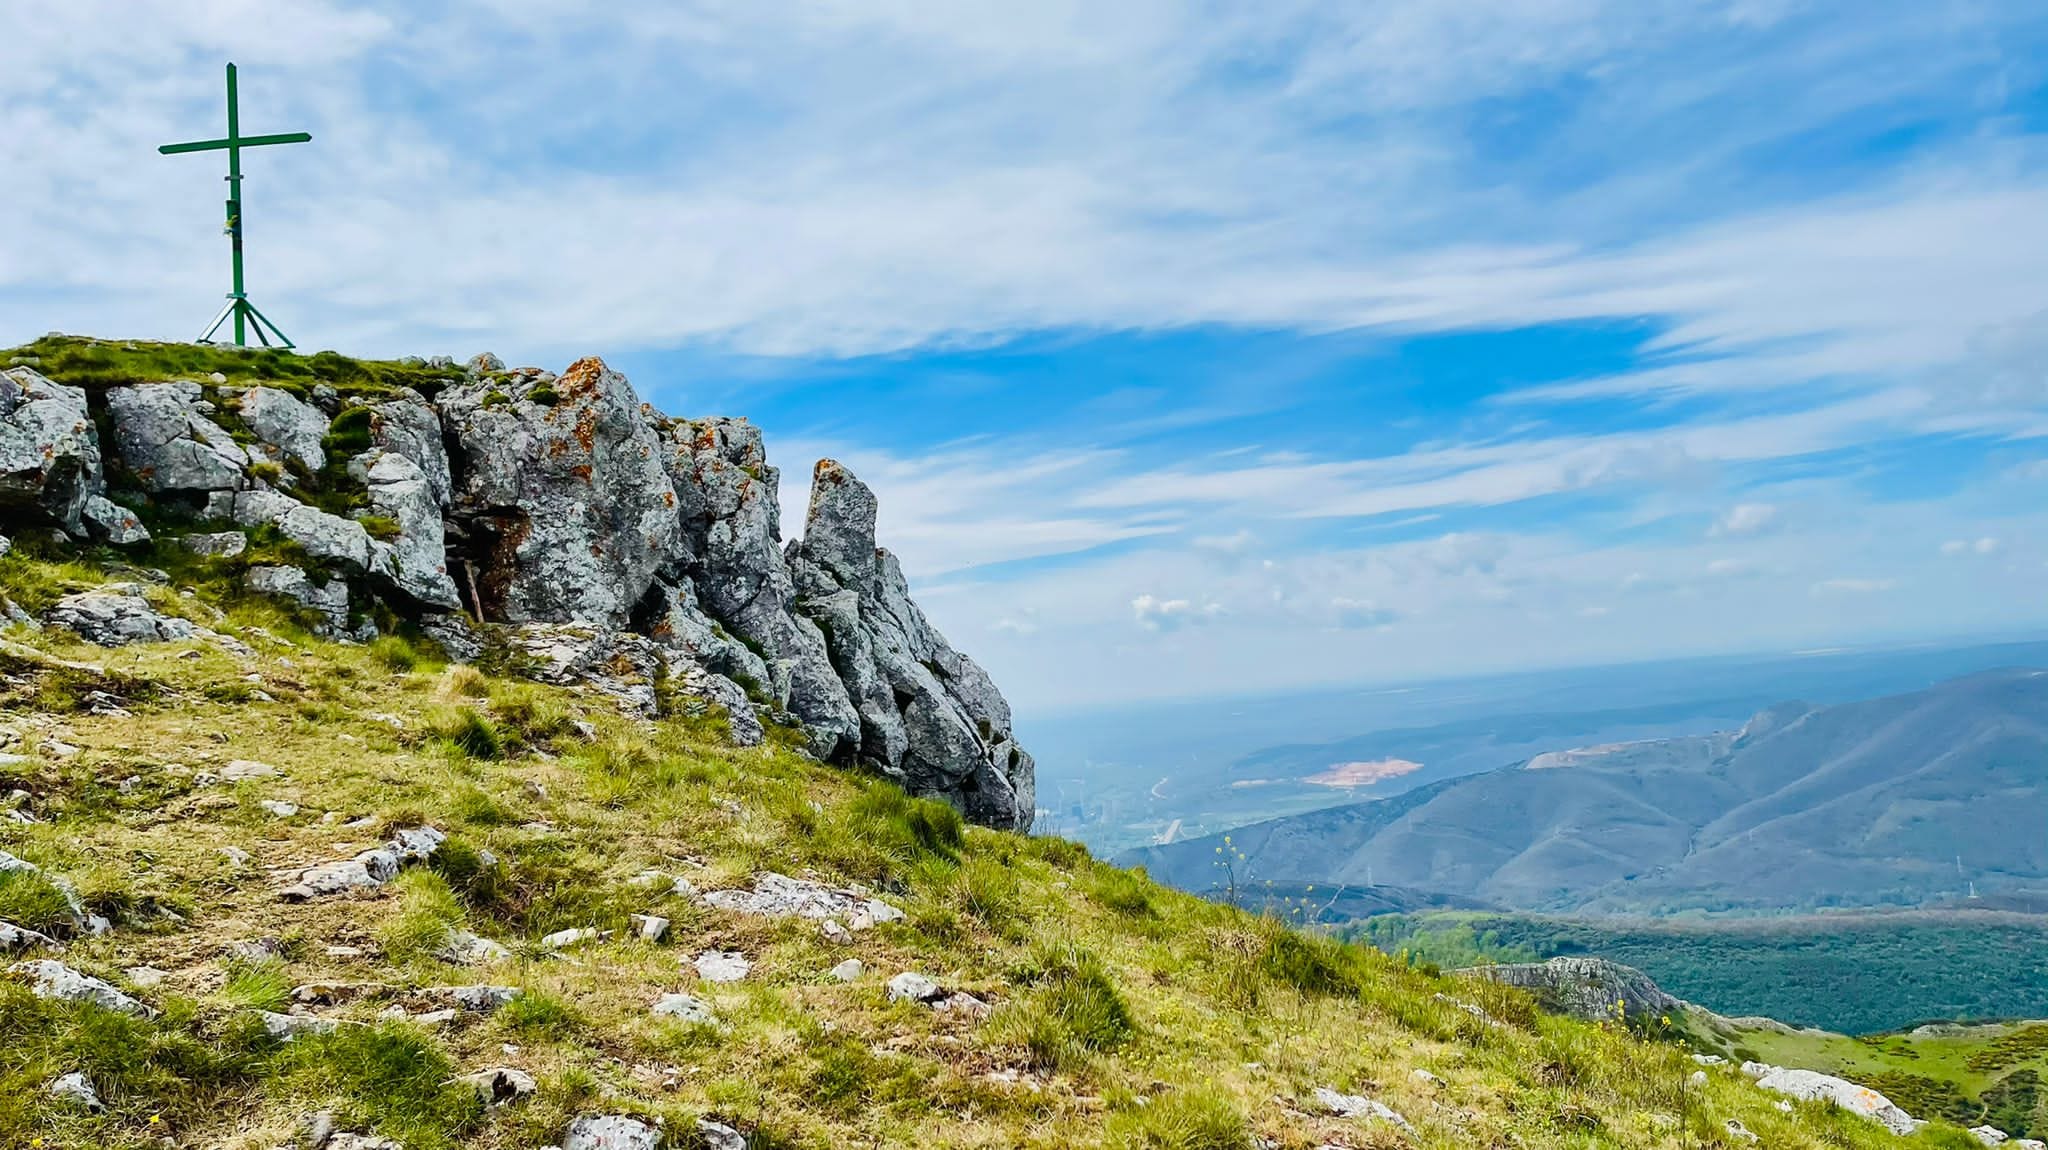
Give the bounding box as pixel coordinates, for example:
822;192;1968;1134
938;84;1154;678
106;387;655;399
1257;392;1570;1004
0;349;1033;829
1458;955;1681;1021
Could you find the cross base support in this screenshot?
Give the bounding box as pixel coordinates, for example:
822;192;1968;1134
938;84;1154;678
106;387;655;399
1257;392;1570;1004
195;295;294;350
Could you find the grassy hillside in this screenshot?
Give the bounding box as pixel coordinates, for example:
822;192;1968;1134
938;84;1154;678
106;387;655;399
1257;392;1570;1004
0;510;2005;1147
1351;912;2048;1035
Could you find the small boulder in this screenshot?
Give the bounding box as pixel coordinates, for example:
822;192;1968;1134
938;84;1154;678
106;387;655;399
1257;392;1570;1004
630;913;669;942
1751;1066;1922;1135
830;959;864;982
0;367;102;535
459;1066;538;1108
886;971;943;1004
437;931;511;965
181;530;248;557
44;583;198;646
702;872;904;928
239;385;329;472
10;959;153;1016
81;495;149;545
697;1119;746;1150
694;950;751;983
563;1115;660;1150
0;920;61;952
437;984;521;1012
652;992;717;1025
258;1010;338;1040
47;1070;103;1111
1314;1087;1414;1132
1972;1128;2011;1147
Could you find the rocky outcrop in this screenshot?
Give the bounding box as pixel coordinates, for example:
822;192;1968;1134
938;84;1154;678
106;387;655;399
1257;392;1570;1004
441;358;680;629
0;367;103;535
1459;956;1680;1021
1742;1063;1923;1135
790;461;1034;829
17;350;1034;828
105;382;250;496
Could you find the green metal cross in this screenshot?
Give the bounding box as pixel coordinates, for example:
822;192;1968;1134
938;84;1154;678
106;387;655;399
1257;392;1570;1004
159;63;311;348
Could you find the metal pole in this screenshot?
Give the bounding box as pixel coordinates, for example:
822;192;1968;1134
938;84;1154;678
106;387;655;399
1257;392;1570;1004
226;62;246;347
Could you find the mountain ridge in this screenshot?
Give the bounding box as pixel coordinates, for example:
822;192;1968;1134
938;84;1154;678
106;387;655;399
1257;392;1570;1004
1125;668;2048;914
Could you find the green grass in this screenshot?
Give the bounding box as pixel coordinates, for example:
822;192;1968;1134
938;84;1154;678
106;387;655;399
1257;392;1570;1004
0;537;2020;1149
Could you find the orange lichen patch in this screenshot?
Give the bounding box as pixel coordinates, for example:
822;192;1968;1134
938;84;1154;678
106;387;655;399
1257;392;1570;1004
559;356;609;395
569;463;593;482
1302;758;1424;788
814;458;850;485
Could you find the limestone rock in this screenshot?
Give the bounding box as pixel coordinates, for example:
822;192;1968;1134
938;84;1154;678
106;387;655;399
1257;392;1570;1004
830;959;864;982
355;450;460;609
1750;1065;1922;1135
886;971;943;1004
10;959;153;1016
0;920;61;952
238;385;328;472
652;992;717;1024
258;1009;338;1039
47;1070;103;1110
694;950;751;983
791;461;1034;829
0;367;102;535
697;1119;746;1150
437;931;511;966
81;495;149;545
45;583;198;646
370;393;454;508
181;530;247;557
1458;956;1679;1022
1972;1127;2010;1147
459;1066;537;1108
702;872;904;928
659;416;858;759
438;984;520;1012
564;1115;661;1150
246;565;351;636
1314;1086;1415;1132
441;357;682;629
213;490;377;575
105;381;250;494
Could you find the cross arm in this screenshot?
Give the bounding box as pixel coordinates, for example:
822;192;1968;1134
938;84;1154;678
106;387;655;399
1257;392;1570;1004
158;131;312;155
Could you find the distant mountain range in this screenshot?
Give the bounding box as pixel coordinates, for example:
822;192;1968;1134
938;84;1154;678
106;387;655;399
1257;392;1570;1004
1121;669;2048;915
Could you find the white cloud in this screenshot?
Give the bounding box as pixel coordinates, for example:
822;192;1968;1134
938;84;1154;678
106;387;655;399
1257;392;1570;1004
1131;593;1224;632
1940;537;2001;556
1811;577;1898;595
1712;502;1780;537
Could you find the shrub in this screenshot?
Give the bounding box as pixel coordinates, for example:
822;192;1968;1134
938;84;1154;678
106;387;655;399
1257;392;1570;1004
222;959;293;1012
1088;866;1157;918
430;706;503;760
1260;925;1360;997
994;945;1136;1071
270;1021;483;1149
1105;1088;1251;1150
367;635;419;672
0;866;79;935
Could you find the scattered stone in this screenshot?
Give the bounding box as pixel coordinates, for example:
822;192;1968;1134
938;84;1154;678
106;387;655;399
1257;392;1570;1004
630;913;669;942
820;918;852;944
542;926;606;950
219;846;253;866
652;992;717;1025
47;1070;103;1110
1692;1053;1726;1065
703;872;904;928
1750;1065;1922;1135
830;958;864;982
293;982;374;1006
225;937;287;963
1724;1118;1759;1143
697;1118;746;1150
1410;1069;1443;1087
563;1114;660;1150
0;849;37;873
436;984;521;1012
326;1135;403;1150
81;495;149;545
694;950;751;983
44;583;198;646
459;1066;538;1108
125;966;166;988
258;1010;339;1040
10;959;153;1016
932;990;992;1018
1314;1087;1415;1133
221;758;282;780
1972;1127;2011;1147
887;971;943;1004
181;530;248;558
259;799;299;817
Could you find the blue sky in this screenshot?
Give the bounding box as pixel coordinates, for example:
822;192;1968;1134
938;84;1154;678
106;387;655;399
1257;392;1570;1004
4;2;2048;709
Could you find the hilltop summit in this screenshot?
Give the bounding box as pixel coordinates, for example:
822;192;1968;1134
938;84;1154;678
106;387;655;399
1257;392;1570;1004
0;337;1032;829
